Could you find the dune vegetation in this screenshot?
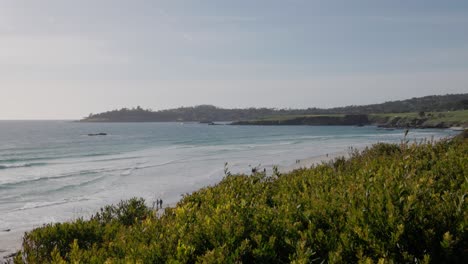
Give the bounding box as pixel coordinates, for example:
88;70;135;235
14;132;467;263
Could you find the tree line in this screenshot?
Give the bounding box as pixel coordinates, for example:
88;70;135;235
82;94;468;122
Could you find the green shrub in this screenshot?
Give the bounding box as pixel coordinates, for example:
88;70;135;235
91;197;152;226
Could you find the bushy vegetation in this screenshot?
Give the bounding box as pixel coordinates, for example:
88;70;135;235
15;136;468;263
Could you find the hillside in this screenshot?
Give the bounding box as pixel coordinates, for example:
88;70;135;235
326;93;468;114
369;110;468;128
14;134;468;263
81;94;468;122
232;110;468;128
232;114;370;126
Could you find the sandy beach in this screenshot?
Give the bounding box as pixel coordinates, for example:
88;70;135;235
278;151;349;173
0;150;350;262
0;229;22;262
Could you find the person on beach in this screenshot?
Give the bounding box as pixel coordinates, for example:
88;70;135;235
154;199;162;209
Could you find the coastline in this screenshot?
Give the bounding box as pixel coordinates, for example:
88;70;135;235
2;130;464;262
0;149;349;261
10;135;468;263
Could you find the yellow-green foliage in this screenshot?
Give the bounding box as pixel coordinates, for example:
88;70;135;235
15;137;468;263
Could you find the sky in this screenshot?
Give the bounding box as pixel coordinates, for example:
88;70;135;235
1;0;468;119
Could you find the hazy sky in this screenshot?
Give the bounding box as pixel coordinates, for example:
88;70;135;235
1;0;468;119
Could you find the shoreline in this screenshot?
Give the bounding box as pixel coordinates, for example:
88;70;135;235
0;149;349;261
278;151;349;173
2;131;458;262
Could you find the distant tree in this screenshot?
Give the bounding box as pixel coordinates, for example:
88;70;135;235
460;99;468;109
418;111;426;118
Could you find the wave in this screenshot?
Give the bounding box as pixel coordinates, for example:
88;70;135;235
0;175;107;202
0;162;48;170
14;197;91;211
15;201;69;211
0;170;101;189
0;161;158;189
81;153;114;158
0;157;51;164
88;155;141;163
123;159;185;172
47;176;107;194
0;152;116;166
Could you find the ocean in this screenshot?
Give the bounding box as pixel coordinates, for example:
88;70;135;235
0;121;456;250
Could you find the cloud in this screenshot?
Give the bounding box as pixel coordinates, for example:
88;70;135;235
0;35;128;66
1;68;467;119
366;14;468;25
190;15;259;23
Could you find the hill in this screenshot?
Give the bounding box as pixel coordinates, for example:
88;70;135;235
325;93;468;114
232;110;468;128
81;94;468;122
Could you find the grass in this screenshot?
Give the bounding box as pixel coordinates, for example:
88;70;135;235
256;114;346;121
370;109;468;119
14;134;468;263
423;110;468;126
369;113;420;118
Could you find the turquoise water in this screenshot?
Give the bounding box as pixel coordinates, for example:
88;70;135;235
0;121;456;238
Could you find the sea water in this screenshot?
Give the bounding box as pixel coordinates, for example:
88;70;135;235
0;121;456;248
